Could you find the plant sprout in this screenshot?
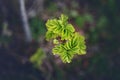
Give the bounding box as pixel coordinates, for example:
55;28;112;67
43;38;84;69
45;14;86;63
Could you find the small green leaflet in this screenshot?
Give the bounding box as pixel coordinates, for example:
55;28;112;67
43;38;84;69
45;14;86;63
30;48;46;67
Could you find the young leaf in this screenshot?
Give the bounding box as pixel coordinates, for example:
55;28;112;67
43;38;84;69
59;14;68;25
45;31;58;40
73;33;86;55
52;44;64;55
46;19;58;31
66;24;75;32
30;48;46;67
60;51;74;63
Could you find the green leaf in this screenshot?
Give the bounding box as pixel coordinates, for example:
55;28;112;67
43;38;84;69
78;42;86;55
52;44;65;55
61;29;72;40
66;24;75;32
60;51;74;63
30;48;46;67
52;44;76;63
59;14;68;23
61;24;75;40
73;33;86;55
45;31;58;40
46;19;59;31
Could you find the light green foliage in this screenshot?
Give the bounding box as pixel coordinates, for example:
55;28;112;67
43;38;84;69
30;48;46;67
45;14;86;63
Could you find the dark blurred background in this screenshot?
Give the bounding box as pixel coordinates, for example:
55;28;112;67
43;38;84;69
0;0;120;80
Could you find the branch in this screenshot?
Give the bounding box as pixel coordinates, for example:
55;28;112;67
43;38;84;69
19;0;32;42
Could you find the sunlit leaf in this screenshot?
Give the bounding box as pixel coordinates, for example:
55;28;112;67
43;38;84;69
59;14;68;24
45;31;58;40
52;44;65;55
66;24;75;32
60;51;74;63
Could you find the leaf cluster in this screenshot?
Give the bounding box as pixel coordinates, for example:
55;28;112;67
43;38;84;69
45;14;86;63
